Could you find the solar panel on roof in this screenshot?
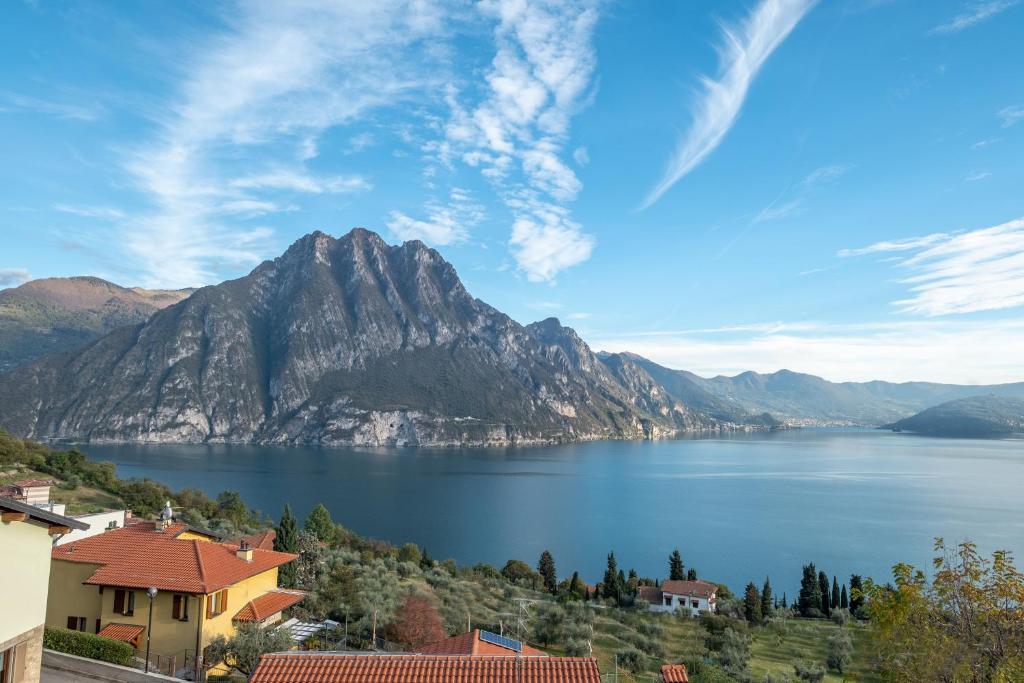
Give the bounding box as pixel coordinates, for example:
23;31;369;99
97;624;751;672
479;630;523;652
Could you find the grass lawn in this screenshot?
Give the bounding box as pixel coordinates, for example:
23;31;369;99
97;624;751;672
0;466;124;514
749;617;882;682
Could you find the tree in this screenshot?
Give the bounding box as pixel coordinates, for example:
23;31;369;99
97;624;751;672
304;503;335;544
501;559;537;586
840;583;849;610
781;592;787;609
793;661;825;682
687;568;698;581
419;548;433;571
274;504;299;588
849;574;865;614
669;549;685;580
743;583;763;623
865;539;1024;682
205;623;294;676
716;628;751;677
761;577;773;619
355;561;402;644
826;629;853;673
830;576;840;610
537;550;558;594
397;543;422;566
798;564;822;617
818;571;831;617
602;552;619;600
386;594;447;649
217;491;253;529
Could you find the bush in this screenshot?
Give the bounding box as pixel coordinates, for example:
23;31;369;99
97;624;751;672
43;627;134;666
793;661;826;682
615;648;645;674
826;630;853;673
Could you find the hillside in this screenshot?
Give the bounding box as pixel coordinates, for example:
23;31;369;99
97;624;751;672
0;276;192;372
624;355;1024;427
885;395;1024;437
0;229;764;446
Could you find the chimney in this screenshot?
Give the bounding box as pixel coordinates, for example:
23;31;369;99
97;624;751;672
236;539;253;563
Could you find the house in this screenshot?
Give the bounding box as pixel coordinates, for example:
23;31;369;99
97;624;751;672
0;480;55;508
45;503;299;677
661;663;690;682
1;494;88;683
250;653;602;683
414;629;547;656
639;580;718;616
0;476;132;546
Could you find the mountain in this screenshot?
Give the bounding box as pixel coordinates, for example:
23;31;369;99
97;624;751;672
624;355;1024;427
0;276;193;372
885;395;1024;437
0;229;756;446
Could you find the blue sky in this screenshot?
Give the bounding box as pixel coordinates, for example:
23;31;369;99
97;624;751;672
1;0;1022;383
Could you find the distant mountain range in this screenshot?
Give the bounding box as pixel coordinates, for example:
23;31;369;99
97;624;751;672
0;276;192;372
0;229;1021;446
885;395;1024;437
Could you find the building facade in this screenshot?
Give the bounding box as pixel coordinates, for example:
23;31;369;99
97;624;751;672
639;580;718;616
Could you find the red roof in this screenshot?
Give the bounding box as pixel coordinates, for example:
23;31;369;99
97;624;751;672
234;589;306;622
638;586;663;603
237;529;277;550
13;479;54;488
97;623;145;644
661;664;690;682
660;580;718;599
250;654;601;683
51;521;297;593
416;630;547;656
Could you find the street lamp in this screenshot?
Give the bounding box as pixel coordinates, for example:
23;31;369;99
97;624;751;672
145;587;158;673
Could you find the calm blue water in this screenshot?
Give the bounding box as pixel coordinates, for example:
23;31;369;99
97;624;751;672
85;430;1024;597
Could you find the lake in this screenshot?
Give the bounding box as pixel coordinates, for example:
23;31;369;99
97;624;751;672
85;429;1024;597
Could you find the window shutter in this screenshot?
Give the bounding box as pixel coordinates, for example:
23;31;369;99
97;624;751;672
172;595;181;620
126;591;135;615
13;641;27;683
206;594;213;619
221;589;228;613
113;590;124;614
66;616;77;630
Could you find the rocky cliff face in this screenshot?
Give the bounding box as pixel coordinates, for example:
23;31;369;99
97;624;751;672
0;229;737;446
0;276;192;372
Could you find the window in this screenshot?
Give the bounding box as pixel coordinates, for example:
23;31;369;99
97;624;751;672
65;616;86;631
113;589;135;616
206;589;228;618
172;594;190;622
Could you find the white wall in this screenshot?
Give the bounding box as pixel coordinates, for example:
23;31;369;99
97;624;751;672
54;510;125;546
0;517;54;643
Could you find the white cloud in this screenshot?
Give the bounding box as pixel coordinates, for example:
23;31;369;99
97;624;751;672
998;104;1024;127
752;163;848;224
929;1;1020;35
641;0;817;208
590;318;1024;384
346;132;376;153
573;146;590;166
54;204;126;220
0;268;31;287
971;138;1000;149
965;170;992;181
386;187;484;246
433;0;601;282
842;219;1024;316
118;1;451;288
0;90;103;122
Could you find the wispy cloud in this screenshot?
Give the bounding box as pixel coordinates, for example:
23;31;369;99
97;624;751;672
971;138;1000;149
998;104;1024;127
752;163;849;224
0;268;31;287
54;204;126;221
841;219;1024;316
433;0;600;282
0;90;104;122
641;0;817;208
116;1;451;288
590;318;1024;384
964;170;992;181
386;187;485;246
929;0;1020;35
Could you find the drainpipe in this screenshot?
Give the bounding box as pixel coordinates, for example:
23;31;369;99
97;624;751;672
194;594;204;682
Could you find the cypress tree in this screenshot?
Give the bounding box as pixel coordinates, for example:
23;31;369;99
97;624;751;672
669;549;685;580
419;547;433;570
849;575;865;614
761;576;773;619
840;583;849;610
537;550;557;594
304;503;335;544
798;564;821;616
602;553;618;599
687;568;698;580
818;571;831;616
831;576;840;610
568;571;581;598
782;592;788;609
274;504;299;588
743;582;763;623
616;569;627;601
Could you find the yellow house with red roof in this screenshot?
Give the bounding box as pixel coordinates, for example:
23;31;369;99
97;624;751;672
45;506;300;677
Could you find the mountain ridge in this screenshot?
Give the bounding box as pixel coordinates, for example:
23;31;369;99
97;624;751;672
884;395;1024;437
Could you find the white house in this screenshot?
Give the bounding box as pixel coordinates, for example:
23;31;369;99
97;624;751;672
639;580;718;616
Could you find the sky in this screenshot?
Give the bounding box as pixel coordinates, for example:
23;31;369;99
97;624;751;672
1;0;1022;384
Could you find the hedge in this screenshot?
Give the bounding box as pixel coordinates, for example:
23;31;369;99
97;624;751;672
43;627;134;666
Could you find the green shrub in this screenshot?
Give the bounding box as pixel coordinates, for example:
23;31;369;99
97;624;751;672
43;627;134;666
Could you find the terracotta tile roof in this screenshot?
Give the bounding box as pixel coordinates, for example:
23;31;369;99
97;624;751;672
415;630;547;656
234;589;306;622
660;580;718;599
234;529;277;550
637;586;664;603
97;623;145;644
51;522;297;593
661;664;690;682
13;478;54;488
250;654;601;683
